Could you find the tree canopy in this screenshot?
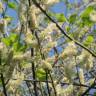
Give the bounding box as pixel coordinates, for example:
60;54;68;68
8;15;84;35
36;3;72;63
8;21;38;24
0;0;96;96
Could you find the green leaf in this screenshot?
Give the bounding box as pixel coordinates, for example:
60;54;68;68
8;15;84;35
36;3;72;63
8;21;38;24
65;26;70;32
80;6;94;18
55;13;67;22
36;68;46;80
69;14;77;24
13;42;27;52
10;33;18;42
83;36;94;46
8;2;17;9
81;17;94;27
2;33;18;47
4;16;13;21
2;38;11;46
80;6;95;27
4;0;8;2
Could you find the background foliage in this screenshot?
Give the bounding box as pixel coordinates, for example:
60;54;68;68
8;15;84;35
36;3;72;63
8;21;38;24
0;0;96;96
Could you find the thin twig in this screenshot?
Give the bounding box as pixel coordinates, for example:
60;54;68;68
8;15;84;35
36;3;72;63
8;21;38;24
75;56;81;84
39;82;44;96
46;70;51;96
49;73;57;96
81;79;96;96
26;81;33;96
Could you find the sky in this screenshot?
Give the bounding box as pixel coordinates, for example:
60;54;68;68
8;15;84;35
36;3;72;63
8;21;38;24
1;0;83;25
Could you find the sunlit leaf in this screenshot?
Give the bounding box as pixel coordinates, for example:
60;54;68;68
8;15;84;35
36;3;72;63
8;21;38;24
10;33;18;42
55;13;67;22
2;38;11;46
81;6;94;18
83;36;94;46
69;14;77;24
8;2;17;9
36;68;46;80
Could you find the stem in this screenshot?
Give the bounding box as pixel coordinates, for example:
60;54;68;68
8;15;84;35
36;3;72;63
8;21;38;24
49;73;57;96
31;48;38;96
0;73;7;96
81;79;96;96
32;63;38;96
39;82;44;96
75;56;81;84
26;81;33;96
30;44;38;96
46;70;51;96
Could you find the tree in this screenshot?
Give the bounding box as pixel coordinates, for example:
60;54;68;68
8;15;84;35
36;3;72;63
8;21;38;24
0;0;96;96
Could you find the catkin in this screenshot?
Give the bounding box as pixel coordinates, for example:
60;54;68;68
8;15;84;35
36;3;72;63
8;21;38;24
28;5;37;29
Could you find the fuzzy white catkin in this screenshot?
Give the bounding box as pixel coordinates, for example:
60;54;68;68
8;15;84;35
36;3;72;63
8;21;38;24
79;68;85;84
7;72;24;93
46;0;59;4
56;84;62;95
86;78;95;85
77;49;93;70
0;19;7;33
13;51;32;62
90;10;96;22
28;5;37;29
56;84;73;96
79;68;85;93
3;19;8;34
0;42;4;50
40;23;58;37
42;41;57;53
60;41;77;58
38;0;59;5
65;85;73;96
24;28;38;47
41;60;52;71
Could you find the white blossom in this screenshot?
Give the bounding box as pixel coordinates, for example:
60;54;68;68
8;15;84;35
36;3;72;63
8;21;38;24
60;41;77;58
90;10;96;22
41;60;52;71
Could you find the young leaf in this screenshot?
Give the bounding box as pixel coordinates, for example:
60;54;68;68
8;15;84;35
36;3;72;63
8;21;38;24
55;13;67;22
83;36;94;46
36;68;46;80
69;14;77;24
2;38;11;46
8;2;17;9
10;33;18;42
80;6;94;18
